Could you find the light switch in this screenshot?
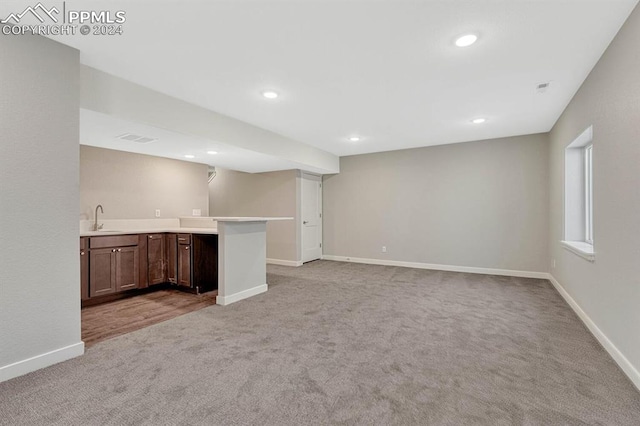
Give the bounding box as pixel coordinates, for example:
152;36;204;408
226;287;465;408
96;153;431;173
155;209;160;218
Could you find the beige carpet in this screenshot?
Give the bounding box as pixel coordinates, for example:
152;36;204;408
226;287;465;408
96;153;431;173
1;261;639;425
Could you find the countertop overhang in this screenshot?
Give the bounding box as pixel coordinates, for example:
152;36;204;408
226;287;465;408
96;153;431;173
207;217;294;222
80;227;219;237
80;217;293;237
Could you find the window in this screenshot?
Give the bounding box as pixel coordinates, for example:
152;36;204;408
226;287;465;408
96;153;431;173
562;126;595;261
584;144;593;245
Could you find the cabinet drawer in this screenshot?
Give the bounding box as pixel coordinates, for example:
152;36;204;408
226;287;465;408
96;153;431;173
177;234;191;244
90;235;139;249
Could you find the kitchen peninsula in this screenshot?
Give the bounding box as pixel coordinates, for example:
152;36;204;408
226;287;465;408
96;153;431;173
80;217;292;306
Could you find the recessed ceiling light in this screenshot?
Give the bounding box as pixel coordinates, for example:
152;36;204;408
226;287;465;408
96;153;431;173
455;34;478;47
348;136;361;142
471;118;486;124
207;151;218;155
262;91;279;99
184;154;195;159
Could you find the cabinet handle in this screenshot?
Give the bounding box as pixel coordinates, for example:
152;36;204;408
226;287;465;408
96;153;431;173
185;246;189;250
112;249;116;252
178;238;186;241
80;251;85;256
117;248;122;252
149;235;153;239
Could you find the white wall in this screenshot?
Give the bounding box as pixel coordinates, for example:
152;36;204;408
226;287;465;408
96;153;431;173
548;3;640;388
323;134;549;274
0;31;83;381
80;146;209;220
209;168;299;263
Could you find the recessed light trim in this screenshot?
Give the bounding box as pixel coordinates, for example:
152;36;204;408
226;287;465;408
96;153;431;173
207;151;218;155
471;118;486;124
455;34;478;47
184;154;195;159
348;136;361;142
262;90;279;99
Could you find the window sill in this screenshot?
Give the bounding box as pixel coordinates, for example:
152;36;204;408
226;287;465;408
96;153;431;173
561;240;595;262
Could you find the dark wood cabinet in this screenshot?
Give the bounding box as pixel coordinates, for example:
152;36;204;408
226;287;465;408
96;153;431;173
80;238;89;301
165;233;217;293
147;234;165;286
88;236;139;297
166;233;178;284
89;247;117;297
192;234;218;293
177;234;192;288
138;234;148;289
82;231;217;305
116;246;139;291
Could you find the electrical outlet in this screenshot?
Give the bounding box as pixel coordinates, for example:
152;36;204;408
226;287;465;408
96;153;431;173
155;209;160;218
192;209;201;217
382;246;387;253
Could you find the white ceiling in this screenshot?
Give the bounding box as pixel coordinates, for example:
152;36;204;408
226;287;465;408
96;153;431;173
3;0;639;165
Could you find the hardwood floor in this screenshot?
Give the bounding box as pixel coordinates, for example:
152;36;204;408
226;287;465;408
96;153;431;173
82;289;218;347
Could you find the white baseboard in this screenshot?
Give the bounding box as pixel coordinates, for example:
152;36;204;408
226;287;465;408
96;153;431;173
267;258;303;267
0;342;84;383
321;255;548;279
216;284;268;306
547;274;640;392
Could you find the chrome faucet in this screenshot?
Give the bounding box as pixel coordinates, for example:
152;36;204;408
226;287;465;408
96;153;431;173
93;204;104;231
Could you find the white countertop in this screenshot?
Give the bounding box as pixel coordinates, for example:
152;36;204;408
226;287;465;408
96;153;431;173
209;217;294;222
80;227;219;237
79;217;292;237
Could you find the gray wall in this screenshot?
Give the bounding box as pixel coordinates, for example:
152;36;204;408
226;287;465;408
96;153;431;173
209;168;299;262
323;134;549;273
80;146;209;220
549;4;640;380
0;32;82;379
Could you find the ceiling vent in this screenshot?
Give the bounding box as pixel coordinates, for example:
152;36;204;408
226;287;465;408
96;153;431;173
536;82;551;93
116;133;157;144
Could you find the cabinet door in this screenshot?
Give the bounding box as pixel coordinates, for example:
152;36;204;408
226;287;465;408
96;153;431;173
178;243;191;288
166;234;177;284
80;238;89;300
147;234;165;285
192;234;218;293
90;248;116;297
116;246;139;291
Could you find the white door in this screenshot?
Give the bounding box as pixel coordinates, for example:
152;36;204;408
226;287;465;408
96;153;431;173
302;173;322;263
